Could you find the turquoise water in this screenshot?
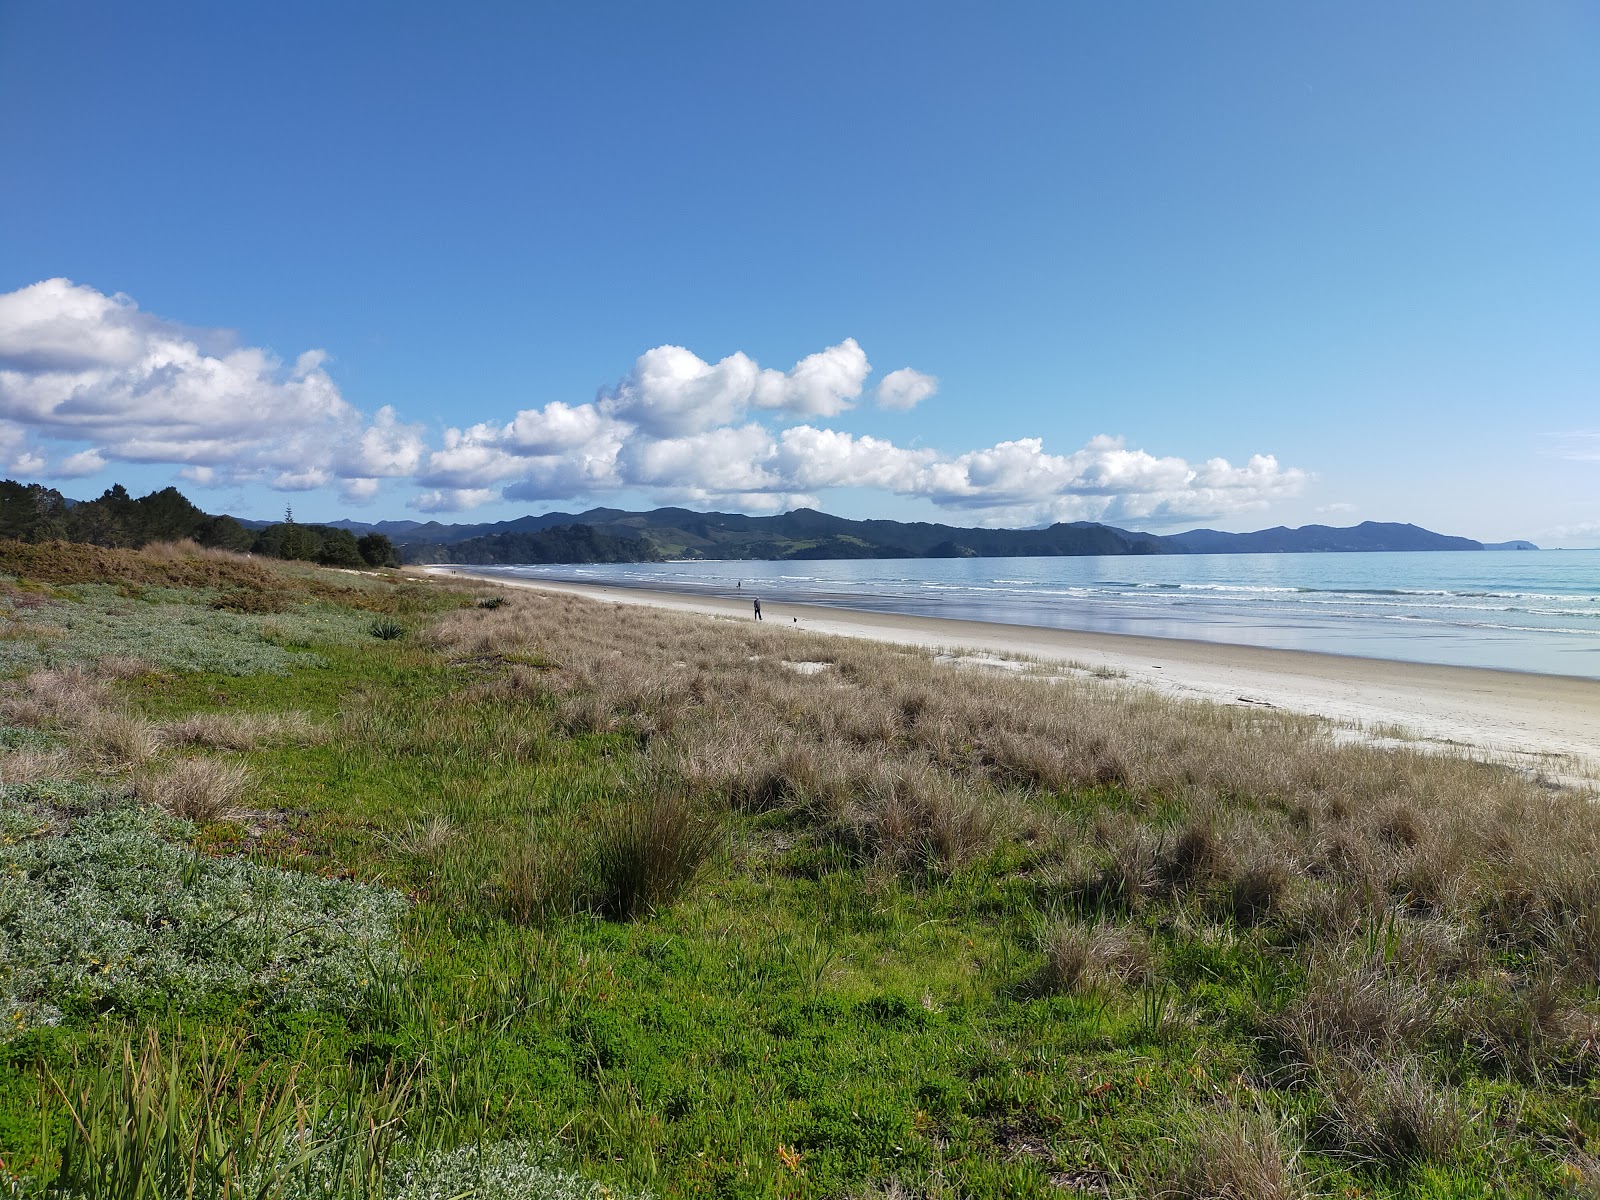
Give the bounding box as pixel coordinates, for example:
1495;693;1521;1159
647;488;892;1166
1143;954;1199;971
482;550;1600;679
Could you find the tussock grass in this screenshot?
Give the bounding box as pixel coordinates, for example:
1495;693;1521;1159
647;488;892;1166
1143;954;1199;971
1310;1056;1472;1167
409;588;1600;1188
137;756;252;822
1131;1103;1311;1199
0;745;72;785
588;792;716;920
1037;919;1152;994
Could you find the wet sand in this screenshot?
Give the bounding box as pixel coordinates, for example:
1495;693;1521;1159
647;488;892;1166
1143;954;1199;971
425;567;1600;785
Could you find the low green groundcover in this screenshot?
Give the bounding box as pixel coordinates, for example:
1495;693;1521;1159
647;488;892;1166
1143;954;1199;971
0;786;404;1038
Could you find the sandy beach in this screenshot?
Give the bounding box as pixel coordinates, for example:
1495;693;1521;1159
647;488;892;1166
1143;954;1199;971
428;567;1600;786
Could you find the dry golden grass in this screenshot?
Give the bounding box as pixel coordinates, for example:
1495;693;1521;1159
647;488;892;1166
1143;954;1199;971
424;592;1594;906
138;756;252;823
0;538;278;592
162;710;322;750
1134;1104;1311;1200
1310;1055;1471;1166
2;664;163;766
1036;919;1152;994
0;745;73;785
1;665;110;726
79;708;163;765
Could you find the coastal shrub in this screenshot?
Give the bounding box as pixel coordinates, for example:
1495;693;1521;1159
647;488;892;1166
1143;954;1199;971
0;796;404;1036
378;1139;639;1200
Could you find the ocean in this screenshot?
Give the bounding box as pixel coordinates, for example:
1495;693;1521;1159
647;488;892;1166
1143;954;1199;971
475;550;1600;680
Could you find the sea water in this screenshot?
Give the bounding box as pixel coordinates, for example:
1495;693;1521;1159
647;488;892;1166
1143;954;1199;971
480;550;1600;679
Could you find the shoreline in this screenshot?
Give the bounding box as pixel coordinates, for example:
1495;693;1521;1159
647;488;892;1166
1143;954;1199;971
425;566;1600;785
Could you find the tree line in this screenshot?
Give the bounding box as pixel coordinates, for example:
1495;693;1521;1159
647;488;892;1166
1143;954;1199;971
0;480;399;568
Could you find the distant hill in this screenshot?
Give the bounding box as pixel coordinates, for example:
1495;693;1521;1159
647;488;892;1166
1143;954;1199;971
1163;521;1482;554
372;506;1535;565
405;524;661;566
6;477;1537;567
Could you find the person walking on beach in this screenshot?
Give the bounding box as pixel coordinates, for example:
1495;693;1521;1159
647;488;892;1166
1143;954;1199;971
753;597;762;621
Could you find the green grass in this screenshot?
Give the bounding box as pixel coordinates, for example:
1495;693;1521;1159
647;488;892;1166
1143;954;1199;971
0;547;1597;1197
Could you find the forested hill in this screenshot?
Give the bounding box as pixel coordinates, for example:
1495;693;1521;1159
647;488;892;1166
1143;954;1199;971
404;525;661;566
377;508;1525;564
0;479;1533;566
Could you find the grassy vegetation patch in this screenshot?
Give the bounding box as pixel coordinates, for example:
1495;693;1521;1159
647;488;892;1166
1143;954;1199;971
0;584;365;676
0;790;405;1038
1;543;1598;1197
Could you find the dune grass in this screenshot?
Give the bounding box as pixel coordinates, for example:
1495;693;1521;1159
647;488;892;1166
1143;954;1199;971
1;543;1598;1197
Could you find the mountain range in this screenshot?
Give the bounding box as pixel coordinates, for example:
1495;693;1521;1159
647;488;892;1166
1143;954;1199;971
304;507;1537;564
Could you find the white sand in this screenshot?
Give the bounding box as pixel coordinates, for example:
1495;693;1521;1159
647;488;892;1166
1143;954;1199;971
426;567;1600;786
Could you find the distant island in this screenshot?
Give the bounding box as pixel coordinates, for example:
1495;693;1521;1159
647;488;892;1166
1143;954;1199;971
0;480;1540;566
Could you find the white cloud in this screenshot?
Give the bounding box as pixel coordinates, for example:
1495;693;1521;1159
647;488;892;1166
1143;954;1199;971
1316;502;1358;515
751;338;870;418
597;338;871;437
876;367;938;411
273;468;334;491
341;477;382;504
0;420;47;476
772;426;934;491
601;345;761;437
0;281;1306;528
909;436;1305;523
54;448;107;478
618;424;778;493
341;405;427;477
501;401;619;455
0;278;152;372
0;278;425;494
411;487;498;513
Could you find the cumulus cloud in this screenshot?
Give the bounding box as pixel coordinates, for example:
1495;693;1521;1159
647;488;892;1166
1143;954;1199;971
597;338;870;437
0;278;424;493
618;424;778;493
876;367;938;411
0;421;46;476
411;487;498;513
55;448;108;478
0;280;1306;527
340;477;382;504
750;338;870;418
340;405;427;478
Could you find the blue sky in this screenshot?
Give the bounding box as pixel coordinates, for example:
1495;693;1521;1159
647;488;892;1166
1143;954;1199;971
1;2;1596;542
